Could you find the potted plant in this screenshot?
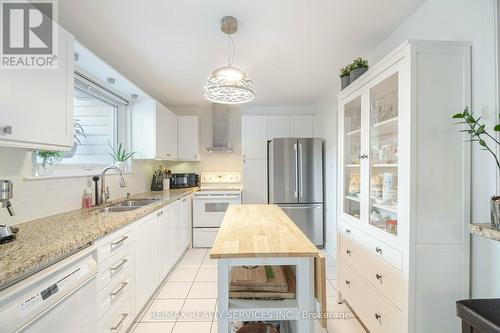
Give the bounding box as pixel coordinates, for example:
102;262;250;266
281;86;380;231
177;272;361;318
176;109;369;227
33;151;64;176
339;65;351;90
109;141;135;172
452;106;500;227
63;119;87;158
349;57;369;82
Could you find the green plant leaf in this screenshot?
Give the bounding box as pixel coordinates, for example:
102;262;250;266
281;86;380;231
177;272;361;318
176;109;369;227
452;113;464;119
494;124;500;131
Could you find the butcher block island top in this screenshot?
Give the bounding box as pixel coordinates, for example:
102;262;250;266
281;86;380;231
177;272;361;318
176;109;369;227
210;205;319;259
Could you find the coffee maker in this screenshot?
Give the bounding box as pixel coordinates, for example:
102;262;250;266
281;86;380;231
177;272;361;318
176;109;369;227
0;180;18;244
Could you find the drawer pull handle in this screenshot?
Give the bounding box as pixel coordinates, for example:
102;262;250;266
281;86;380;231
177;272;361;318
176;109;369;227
346;229;351;234
110;258;128;272
375;247;383;254
111;236;128;247
375;313;382;321
345;280;351;287
111;282;128;298
346;250;352;256
376;274;382;280
111;313;128;331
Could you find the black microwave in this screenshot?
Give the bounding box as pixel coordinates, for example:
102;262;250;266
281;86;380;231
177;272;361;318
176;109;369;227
170;173;199;189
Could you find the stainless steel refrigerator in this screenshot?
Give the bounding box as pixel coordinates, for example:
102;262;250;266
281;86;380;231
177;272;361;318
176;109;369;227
268;138;324;246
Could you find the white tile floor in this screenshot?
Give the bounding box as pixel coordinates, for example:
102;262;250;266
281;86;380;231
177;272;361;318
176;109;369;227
131;248;367;333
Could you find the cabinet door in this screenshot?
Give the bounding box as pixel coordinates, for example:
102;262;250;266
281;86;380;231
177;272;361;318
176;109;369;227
177;116;199;161
0;28;74;150
171;200;183;260
267;115;290;139
242;159;267;204
290;115;313;138
135;214;157;310
164;106;178;160
156;207;173;281
242;115;268;159
340;95;363;225
155;102;169;159
181;195;192;250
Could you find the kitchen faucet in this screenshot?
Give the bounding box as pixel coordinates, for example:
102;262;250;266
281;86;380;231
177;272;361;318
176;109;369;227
99;165;126;205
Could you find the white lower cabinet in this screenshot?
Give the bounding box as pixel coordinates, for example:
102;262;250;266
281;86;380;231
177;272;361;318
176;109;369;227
135;214;158;311
193;228;219;248
94;194;194;332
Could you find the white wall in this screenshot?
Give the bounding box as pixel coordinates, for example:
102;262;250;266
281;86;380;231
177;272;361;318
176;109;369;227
0;147;157;226
313;0;499;297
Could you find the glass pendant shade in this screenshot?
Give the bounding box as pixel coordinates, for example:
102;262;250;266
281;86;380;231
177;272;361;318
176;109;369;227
203;66;255;104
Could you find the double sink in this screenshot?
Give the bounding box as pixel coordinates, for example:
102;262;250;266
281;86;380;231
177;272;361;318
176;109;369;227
99;199;160;213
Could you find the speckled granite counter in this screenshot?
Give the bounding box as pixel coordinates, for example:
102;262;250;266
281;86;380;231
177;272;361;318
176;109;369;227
469;223;500;242
0;187;198;289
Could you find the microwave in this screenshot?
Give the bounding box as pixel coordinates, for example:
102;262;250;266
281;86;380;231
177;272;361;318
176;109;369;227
170;173;199;189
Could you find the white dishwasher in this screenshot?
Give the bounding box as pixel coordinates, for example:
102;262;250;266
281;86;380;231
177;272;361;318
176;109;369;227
0;248;98;333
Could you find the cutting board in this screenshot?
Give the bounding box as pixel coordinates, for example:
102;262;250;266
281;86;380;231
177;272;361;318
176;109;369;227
230;266;288;292
230;266;296;299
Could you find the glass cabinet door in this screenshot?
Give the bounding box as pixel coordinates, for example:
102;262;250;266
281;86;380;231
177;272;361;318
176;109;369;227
343;96;362;221
369;73;399;236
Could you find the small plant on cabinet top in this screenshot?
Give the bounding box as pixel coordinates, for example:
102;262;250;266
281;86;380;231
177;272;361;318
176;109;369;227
108;141;135;162
351;57;369;70
452;106;500;170
339;65;351;78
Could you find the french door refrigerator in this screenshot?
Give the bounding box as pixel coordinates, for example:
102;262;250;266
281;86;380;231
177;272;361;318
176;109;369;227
268;138;324;246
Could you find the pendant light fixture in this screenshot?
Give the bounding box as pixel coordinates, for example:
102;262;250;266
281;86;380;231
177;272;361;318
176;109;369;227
203;16;255;104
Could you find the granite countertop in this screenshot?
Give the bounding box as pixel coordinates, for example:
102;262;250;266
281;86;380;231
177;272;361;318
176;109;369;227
469;223;500;242
0;187;198;289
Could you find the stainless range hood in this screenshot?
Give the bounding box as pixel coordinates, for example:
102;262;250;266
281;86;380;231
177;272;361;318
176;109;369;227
207;103;234;153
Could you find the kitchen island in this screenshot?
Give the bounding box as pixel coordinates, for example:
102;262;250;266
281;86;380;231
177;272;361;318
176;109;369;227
210;204;323;333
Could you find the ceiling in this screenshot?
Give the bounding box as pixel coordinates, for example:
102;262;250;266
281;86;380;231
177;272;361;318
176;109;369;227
59;0;424;108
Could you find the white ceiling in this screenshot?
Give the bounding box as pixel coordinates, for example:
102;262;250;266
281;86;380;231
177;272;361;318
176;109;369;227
59;0;424;108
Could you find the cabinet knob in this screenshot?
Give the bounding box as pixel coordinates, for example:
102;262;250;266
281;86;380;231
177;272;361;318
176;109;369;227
346;249;352;256
346;229;351;234
375;247;383;254
345;280;351;287
358;154;368;159
376;273;382;280
1;125;12;135
375;313;382;320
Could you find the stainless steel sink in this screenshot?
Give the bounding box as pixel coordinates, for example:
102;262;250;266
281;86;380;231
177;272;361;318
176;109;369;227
99;206;140;213
114;199;159;207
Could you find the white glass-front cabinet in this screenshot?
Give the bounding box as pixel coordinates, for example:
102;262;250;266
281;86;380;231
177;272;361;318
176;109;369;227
340;66;401;247
337;41;471;333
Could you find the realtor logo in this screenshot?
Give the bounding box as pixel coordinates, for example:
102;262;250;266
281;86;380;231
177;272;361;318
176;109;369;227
1;0;58;69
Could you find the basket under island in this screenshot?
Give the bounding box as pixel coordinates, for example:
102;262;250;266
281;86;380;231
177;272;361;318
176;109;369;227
209;204;327;333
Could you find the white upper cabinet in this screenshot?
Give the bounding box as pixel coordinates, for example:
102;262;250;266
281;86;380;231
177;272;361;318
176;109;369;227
177;116;200;161
132;99;178;160
242;115;268;159
290;115;313;137
267;115;290;139
0;27;74;150
243;159;267;204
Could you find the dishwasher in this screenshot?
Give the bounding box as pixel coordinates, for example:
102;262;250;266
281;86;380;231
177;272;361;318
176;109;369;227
0;248;98;333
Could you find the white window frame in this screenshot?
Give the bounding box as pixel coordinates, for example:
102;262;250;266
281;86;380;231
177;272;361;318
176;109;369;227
30;72;132;179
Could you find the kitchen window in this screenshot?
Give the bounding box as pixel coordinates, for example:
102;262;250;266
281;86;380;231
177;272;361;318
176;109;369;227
31;72;131;178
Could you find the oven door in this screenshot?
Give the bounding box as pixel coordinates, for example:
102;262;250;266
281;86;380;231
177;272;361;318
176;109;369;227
193;193;241;227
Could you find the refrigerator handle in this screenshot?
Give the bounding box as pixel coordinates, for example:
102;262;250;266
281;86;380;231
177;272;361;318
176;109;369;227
294;143;298;198
299;143;303;198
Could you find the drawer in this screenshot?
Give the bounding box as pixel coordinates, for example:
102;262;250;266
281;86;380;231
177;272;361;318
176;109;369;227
97;264;135;319
193;228;219;248
99;286;135;333
97;243;135;292
339;259;402;333
97;228;134;263
339;220;403;271
340;235;404;309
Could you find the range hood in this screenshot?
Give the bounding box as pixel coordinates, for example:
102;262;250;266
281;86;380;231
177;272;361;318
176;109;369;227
207;103;234;153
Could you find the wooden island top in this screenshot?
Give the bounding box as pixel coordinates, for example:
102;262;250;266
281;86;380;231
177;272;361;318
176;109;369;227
210;205;320;259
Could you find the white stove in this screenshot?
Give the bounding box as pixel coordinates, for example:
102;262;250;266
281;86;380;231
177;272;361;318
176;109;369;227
192;172;242;248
